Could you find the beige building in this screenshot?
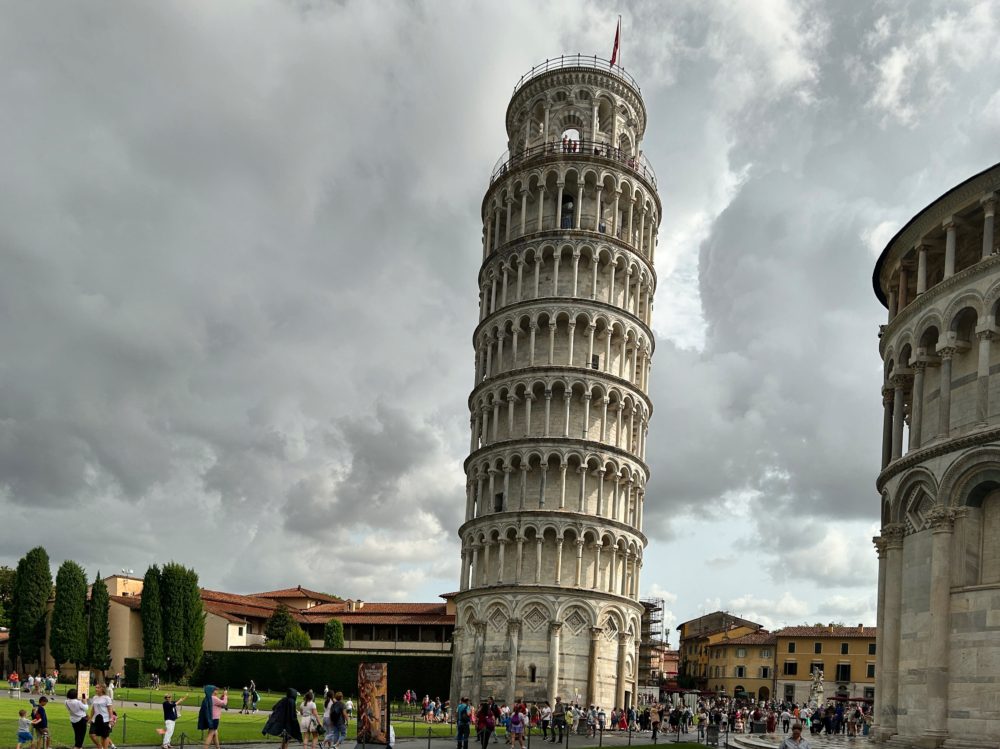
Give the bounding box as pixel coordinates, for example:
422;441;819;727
774;626;876;705
705;631;776;702
676;612;763;690
874;162;1000;748
452;54;661;709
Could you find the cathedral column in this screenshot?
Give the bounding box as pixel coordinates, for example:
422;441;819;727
925;508;956;744
544;390;552;436
496;539;507;584
881;389;892;469
575;539;585;586
880;524;905;736
872;536;887;737
916;244;928;294
596;469;606;516
506;619;521;704
982;194;996;259
554;537;564;584
587;627;602;706
559;462;568;508
528;323;537;366
555;183;564;231
890;375;907;460
594;186;603;232
581;394;591;439
943;218;957;278
575;186;584;230
548;622;563;706
519;466;528;509
592;543;602;588
601;397;609;440
567;321;576;366
535;538;543;583
553;251;561;296
548;323;557;365
609;263;616;305
450;626;464;706
572;250;581;296
563;394;572;438
578;465;588;511
536;187;545;232
520;192;527;236
538;464;548;507
515;535;525;582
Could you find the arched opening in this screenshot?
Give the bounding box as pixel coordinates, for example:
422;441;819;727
561;127;581;154
758;686;770;702
529;665;537;683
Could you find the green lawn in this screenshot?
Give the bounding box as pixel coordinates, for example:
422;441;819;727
0;698;456;748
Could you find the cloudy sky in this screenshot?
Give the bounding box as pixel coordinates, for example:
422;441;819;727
2;0;999;638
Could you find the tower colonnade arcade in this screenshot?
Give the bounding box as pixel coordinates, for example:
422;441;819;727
452;56;659;712
872;162;1000;749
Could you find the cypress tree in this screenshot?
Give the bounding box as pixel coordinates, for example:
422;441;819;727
87;573;112;680
50;561;88;668
9;547;52;670
265;604;294;642
182;567;204;673
282;624;312;650
160;563;187;679
0;565;15;628
323;619;344;648
140;565;165;672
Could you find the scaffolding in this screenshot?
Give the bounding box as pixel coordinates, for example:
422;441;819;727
639;597;669;687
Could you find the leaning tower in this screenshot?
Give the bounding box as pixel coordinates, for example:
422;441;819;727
450;55;661;711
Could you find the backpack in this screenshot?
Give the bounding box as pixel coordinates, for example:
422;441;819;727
511;712;522;728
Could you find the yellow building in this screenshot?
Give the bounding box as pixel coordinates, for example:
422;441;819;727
774;625;876;704
705;631;777;702
676;612;763;689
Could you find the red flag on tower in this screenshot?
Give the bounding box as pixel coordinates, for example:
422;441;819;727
610;17;621;67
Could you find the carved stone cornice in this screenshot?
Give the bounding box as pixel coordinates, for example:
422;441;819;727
464;435;650;479
882;523;906;549
876;425;1000;492
872;536;887;559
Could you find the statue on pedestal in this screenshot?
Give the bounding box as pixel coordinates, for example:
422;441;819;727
808;669;824;707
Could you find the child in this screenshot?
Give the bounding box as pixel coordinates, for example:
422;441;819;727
31;696;49;749
17;709;32;749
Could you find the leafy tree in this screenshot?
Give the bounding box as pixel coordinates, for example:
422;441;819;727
50;561;88;668
9;547;52;670
323;619;344;649
160;563;187;678
87;573;112;679
182;567;204;674
140;565;165;672
282;624;312;650
0;565;15;628
265;604;295;642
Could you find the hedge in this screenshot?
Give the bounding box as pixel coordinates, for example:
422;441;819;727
192;650;452;697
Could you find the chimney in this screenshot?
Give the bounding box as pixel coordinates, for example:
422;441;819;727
858;623;864;630
828;623;834;632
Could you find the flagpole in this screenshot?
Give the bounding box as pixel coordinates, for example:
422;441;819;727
619;15;622;69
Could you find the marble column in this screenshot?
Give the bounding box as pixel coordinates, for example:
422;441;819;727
976;331;993;424
471;620;487;705
880;524;906;736
916;244;928;294
891;375;907;460
909;362;927;450
871;536;887;738
881;388;893;469
937;347;956;438
506;619;522;704
925;508;955;744
450;626;464;706
548;621;563;706
587;627;602;706
943;219;957;278
982;194;996;259
616;631;630;709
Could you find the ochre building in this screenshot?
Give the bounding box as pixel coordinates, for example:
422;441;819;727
451;54;661;709
874;162;1000;747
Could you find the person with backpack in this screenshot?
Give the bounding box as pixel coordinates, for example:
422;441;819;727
456;697;472;749
509;705;525;749
550;698;565;744
476;702;496;749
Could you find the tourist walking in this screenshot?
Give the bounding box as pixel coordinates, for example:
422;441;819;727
65;689;89;749
198;685;228;749
456;697;471;749
262;689;302;749
551;698;565;743
509;705;525;749
540;702;551;740
328;691;347;749
88;683;116;749
475;702;496;749
299;690;320;749
161;692;186;749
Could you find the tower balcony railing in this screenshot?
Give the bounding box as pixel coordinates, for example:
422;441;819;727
512;55;641;95
490;139;657;189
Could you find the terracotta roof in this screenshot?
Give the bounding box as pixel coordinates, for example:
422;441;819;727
0;631;9;643
252;586;341;603
714;632;776;646
110;595;142;610
200;589;309;623
304;613;454;626
204;604;248;624
775;626;876;638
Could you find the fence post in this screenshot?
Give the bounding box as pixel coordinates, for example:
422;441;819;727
598;726;603;748
121;714;127;744
428;726;433;749
628;725;632;746
179;732;186;749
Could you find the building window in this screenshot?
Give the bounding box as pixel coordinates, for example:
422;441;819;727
783;662;798;676
814;642;822;654
760;649;771;658
867;664;875;678
591;355;600;370
736;648;747;658
374;625;393;641
420;626;443;643
864;687;875;700
735;666;746;678
760;666;771;679
788;642;796;653
238;626;244;636
868;643;876;655
841;643;849;655
529;665;537;683
494;493;504;512
397;626;419;642
835;664;851;682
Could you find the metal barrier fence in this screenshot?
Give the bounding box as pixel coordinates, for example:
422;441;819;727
489;139;657;188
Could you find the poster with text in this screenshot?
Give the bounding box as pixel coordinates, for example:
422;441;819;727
76;671;91;701
357;662;389;745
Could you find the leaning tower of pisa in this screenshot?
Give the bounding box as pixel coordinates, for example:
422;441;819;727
450;55;661;711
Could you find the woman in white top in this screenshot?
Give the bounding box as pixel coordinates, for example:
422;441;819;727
299;690;320;749
65;688;89;749
88;683;116;749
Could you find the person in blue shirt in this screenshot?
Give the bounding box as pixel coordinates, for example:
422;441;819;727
32;696;49;749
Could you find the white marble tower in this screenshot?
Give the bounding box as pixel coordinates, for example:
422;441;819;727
450;55;661;711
